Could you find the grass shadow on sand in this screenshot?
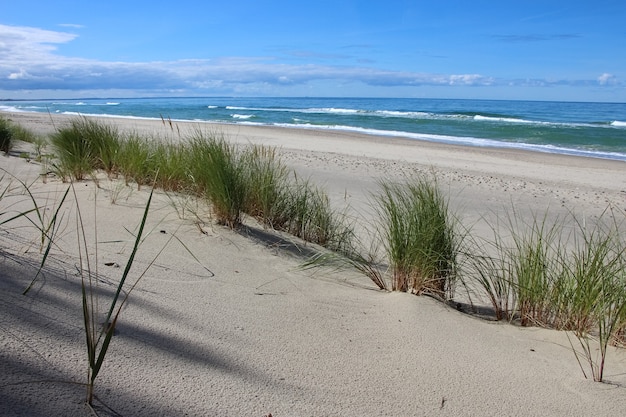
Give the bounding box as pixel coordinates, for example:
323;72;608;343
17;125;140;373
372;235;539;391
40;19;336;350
0;250;301;416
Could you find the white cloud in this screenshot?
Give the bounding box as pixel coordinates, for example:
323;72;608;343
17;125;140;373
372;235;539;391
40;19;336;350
8;69;28;80
597;73;617;85
0;24;77;61
448;74;493;86
58;23;85;29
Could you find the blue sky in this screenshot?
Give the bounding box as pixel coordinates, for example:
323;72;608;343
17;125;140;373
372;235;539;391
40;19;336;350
1;0;624;101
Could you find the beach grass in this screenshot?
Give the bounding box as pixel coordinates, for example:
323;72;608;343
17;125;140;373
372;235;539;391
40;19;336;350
510;212;565;327
280;176;353;251
76;184;154;405
187;130;249;227
375;176;460;297
116;132;153;188
0;167;71;294
464;211;569;326
243;144;291;228
50;118;95;181
0;117;11;155
564;210;626;381
1;115;43;156
45;118;354;250
463;206;626;381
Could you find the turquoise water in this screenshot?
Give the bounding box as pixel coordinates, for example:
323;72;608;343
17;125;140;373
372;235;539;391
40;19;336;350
2;97;626;161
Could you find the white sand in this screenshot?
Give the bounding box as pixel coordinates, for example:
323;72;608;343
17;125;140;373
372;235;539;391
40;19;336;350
1;111;626;416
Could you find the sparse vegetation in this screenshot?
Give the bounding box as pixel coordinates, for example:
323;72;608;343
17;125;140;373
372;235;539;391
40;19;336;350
1;115;41;155
463;208;626;381
77;186;154;405
3;114;626;390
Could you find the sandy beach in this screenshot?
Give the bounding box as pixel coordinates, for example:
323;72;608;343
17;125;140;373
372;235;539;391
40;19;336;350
1;110;626;416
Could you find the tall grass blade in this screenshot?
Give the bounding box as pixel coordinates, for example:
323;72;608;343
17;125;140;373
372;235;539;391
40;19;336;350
22;186;70;294
0;168;72;295
102;189;153;326
77;186;154;404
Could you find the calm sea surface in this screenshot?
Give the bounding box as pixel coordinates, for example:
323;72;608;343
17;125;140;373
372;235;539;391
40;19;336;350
2;97;626;161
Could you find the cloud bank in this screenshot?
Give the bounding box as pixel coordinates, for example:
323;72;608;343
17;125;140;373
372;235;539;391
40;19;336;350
0;24;621;98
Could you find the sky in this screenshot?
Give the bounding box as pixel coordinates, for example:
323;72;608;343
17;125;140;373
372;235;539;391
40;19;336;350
1;0;625;102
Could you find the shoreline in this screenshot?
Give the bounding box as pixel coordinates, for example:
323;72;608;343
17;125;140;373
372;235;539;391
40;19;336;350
3;106;626;162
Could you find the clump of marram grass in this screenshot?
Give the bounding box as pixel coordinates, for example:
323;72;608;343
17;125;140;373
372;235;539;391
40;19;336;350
116;132;153;188
463;206;626;382
50;117;122;181
1;116;41;155
302;174;462;293
0;115;42;155
44;119;354;249
148;140;191;192
7;120;40;145
281;176;354;251
563;210;626;382
243;144;291;228
510;213;566;327
184;129;354;246
463;211;574;326
0;117;13;155
375;176;460;298
187;130;249;228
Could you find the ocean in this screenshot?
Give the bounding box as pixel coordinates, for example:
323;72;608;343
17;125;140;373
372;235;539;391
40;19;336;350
2;97;626;161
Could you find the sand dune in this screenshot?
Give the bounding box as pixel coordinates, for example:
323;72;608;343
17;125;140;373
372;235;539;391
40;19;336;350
1;111;626;416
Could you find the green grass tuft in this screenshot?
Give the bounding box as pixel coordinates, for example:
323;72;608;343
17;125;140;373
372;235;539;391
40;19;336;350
243;144;290;228
187;130;248;227
0;117;13;154
375;176;460;297
50;117;122;181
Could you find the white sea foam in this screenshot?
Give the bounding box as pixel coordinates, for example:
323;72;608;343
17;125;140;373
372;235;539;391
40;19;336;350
271;122;626;161
374;110;434;118
220;106;444;120
0;104;23;112
474;115;533;124
60;111;163;122
472;115;608;129
207;105;218;109
52;101;87;106
105;102;120;105
231;114;254;119
311;108;362;115
611;120;626;127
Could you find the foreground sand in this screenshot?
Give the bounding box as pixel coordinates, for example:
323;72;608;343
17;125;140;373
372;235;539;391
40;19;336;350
1;111;626;416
